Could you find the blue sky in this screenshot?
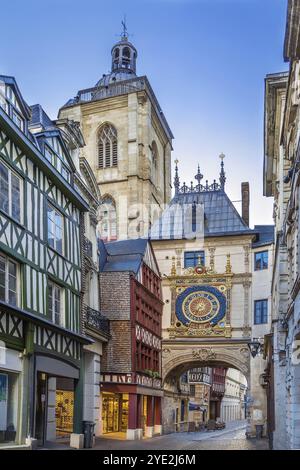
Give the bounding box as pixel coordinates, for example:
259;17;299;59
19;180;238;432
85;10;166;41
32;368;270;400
2;0;288;226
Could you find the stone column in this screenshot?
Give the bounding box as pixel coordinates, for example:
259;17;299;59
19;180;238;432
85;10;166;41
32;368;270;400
145;396;154;437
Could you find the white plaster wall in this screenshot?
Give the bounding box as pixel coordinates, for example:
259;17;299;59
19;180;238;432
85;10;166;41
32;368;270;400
83;352;101;436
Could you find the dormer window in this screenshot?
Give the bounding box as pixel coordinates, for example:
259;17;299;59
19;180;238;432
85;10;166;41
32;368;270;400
12;110;24;131
44;138;71;183
0;84;25;132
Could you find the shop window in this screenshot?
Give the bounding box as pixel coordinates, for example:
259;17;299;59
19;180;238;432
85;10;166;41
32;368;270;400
56;389;74;436
0;371;19;445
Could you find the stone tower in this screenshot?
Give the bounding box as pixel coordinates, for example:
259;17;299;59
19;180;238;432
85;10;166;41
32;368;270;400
58;23;173;241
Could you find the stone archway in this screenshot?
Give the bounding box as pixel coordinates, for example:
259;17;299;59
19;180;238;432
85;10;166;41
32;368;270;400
162;343;250;384
161;341;251;435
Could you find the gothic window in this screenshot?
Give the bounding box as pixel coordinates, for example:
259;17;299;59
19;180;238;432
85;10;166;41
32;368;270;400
98;196;117;242
98;124;118;169
151;141;158;169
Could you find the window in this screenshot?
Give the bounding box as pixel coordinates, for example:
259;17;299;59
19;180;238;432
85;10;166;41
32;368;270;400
0;161;21;223
47;204;63;254
184;251;205;268
254;251;268;270
44;142;71;183
48;282;64;326
12;110;24;131
98;196;117;241
98;124;118;168
254;299;268;324
0;253;18;306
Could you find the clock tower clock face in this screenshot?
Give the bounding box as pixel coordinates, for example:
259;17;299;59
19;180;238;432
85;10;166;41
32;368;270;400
175;285;226;326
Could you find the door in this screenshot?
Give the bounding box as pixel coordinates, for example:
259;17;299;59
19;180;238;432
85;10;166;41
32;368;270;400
102;394;120;433
35;372;48;446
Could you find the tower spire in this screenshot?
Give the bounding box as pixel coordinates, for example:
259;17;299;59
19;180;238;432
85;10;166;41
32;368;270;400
195;164;203;190
174;159;180;194
219;153;226;190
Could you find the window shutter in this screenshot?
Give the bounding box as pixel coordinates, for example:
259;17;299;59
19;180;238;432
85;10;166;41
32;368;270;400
98;140;104;168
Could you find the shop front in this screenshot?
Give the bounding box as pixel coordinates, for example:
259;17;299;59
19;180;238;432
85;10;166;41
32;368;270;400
102;392;128;434
0;345;23;447
100;374;163;440
34;355;80;446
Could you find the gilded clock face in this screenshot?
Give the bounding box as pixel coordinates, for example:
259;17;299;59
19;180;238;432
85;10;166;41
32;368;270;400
175;285;226;327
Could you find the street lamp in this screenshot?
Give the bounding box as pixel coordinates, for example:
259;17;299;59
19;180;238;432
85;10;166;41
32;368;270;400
248;337;264;358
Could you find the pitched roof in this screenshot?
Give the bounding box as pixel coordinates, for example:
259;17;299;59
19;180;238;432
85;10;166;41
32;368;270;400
149;190;255;240
99;238;148;274
252;225;275;248
29;104;54;129
0;75;31;119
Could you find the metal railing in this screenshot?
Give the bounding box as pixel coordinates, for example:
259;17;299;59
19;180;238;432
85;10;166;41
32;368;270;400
77;78;145;103
85;305;110;337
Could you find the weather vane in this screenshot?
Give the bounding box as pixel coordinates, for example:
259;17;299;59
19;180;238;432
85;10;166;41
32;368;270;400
121;16;128;39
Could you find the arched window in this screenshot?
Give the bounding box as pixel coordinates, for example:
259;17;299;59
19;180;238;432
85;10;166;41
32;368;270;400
151;141;158;168
98;196;117;242
98;124;118;169
123;47;130;59
151;141;158;182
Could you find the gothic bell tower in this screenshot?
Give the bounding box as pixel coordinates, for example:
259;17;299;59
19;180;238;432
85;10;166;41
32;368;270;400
59;20;173;241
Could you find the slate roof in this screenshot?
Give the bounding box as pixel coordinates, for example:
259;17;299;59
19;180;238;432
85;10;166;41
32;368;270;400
252;225;275;248
29;104;54;129
99;238;148;274
149;190;255;240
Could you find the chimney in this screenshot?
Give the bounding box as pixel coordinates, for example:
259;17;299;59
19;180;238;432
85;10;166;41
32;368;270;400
241;182;250;227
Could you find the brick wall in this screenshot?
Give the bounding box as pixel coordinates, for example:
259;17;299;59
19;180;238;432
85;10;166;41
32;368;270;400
100;271;132;372
100;272;131;320
102;320;132;373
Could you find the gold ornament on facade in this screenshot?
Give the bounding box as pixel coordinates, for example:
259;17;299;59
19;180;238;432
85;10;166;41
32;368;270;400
170;257;177;276
226;253;232;273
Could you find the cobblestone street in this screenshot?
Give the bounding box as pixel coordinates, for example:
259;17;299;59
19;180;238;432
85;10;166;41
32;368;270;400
92;421;269;451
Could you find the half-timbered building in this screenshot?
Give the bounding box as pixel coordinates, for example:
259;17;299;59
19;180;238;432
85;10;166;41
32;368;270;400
0;76;91;448
98;238;163;439
56;116;111;438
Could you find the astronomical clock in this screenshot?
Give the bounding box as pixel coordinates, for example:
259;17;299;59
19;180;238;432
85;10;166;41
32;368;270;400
168;256;233;338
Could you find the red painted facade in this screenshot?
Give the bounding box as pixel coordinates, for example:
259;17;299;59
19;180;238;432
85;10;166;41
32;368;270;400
101;257;164;438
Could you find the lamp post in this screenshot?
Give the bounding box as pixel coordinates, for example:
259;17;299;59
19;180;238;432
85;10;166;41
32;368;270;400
247;337;264;358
